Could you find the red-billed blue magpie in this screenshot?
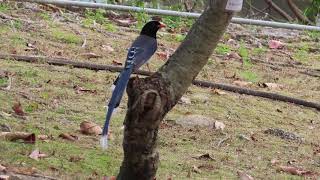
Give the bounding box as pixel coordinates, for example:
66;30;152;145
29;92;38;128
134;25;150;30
101;20;166;149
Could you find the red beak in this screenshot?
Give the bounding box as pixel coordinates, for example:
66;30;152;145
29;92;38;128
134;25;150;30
158;22;166;28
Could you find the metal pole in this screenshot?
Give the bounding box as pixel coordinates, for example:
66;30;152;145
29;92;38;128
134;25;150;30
19;0;320;31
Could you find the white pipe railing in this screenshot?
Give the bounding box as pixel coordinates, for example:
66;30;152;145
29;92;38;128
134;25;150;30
18;0;320;31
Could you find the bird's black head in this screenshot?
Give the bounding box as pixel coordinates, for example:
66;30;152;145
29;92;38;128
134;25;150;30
140;20;166;39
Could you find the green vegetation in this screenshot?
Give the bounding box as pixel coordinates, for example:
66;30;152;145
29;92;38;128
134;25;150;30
51;28;82;44
252;47;267;56
0;77;8;86
85;9;107;25
103;23;117;32
9;34;25;46
174;34;186;42
82;9;117;32
0;25;10;34
162;16;194;31
238;43;252;67
0;3;9;12
293;43;310;62
12;20;23;30
215;44;231;55
239;70;259;82
304;0;320;23
293;49;309;62
307;30;320;40
39;12;51;21
25;102;39;113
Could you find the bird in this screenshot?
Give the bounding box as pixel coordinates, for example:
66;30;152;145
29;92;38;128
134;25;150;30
101;20;166;149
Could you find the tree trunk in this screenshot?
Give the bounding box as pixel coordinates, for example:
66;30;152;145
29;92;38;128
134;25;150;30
117;0;234;179
263;0;294;22
287;0;312;24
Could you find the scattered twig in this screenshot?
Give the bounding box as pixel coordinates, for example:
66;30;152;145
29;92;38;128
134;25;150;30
8;172;58;180
1;54;320;111
0;12;34;24
216;136;230;147
81;35;87;48
10;20;17;32
299;71;320;78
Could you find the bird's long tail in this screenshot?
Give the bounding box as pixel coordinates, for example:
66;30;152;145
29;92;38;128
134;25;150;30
101;62;135;149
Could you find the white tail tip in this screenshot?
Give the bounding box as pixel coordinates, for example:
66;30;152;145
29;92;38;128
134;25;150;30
100;135;109;150
110;84;116;92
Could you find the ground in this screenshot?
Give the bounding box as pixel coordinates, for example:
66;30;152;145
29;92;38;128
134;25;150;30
0;2;320;180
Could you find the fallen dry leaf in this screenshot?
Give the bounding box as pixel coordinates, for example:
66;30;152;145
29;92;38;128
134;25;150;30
112;60;123;66
59;133;78;141
0;132;35;144
0;175;9;180
102;176;117;180
29;149;47;161
194;153;214;161
156;51;170;61
69;155;84;162
259;82;283;90
0;164;6;171
278;165;314;176
74;85;97;94
233;80;252;87
270;159;279;165
37;134;49;141
101;45;114;52
114;19;135;27
314;146;320;155
268;40;284;49
211;89;227;95
226;52;242;60
197;164;215;171
214;121;225;131
178;96;191;105
192;165;201;174
80;52;102;59
80;121;102;136
12;102;25;116
237;171;254;180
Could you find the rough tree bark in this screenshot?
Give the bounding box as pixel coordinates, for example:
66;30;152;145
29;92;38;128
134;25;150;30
117;0;234;179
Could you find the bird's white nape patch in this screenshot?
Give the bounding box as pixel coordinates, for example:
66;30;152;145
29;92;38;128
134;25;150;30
100;135;108;150
113;108;118;114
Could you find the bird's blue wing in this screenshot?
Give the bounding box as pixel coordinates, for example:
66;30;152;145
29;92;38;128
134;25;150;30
130;35;157;69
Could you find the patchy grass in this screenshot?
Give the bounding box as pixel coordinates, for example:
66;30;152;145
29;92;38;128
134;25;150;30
9;34;25;46
0;3;9;12
39;12;51;21
239;70;259;82
215;44;231;55
50;28;82;44
0;77;8;86
252;47;267;56
1;3;320;180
